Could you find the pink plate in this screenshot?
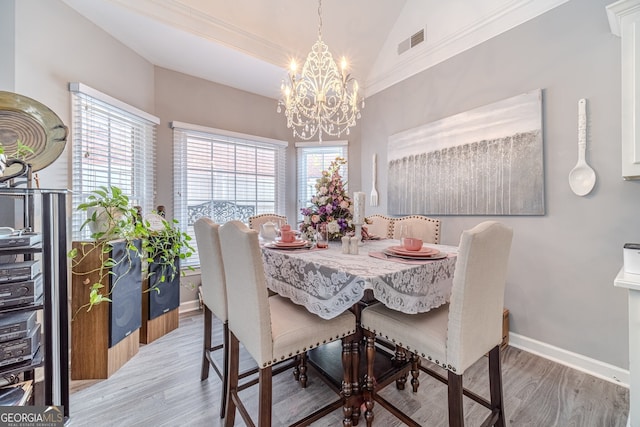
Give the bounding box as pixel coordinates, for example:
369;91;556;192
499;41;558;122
386;245;440;257
273;240;308;248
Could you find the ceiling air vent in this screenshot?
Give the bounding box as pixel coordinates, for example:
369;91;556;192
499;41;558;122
397;28;425;55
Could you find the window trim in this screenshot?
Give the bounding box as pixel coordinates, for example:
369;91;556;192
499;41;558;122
295;141;349;223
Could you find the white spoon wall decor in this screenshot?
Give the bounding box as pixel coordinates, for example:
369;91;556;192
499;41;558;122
568;98;596;196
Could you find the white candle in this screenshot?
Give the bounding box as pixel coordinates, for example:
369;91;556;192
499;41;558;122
353;191;365;224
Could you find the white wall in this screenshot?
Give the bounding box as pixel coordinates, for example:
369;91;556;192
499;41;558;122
361;0;632;372
2;0;631;380
0;2;15;91
5;0;156;190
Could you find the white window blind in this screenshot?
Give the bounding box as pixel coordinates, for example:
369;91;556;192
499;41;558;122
172;121;287;267
296;141;349;222
69;82;159;241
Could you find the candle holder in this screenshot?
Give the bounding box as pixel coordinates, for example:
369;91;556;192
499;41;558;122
354;223;364;246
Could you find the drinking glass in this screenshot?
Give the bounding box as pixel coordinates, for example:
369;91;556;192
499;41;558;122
398;224;412;248
316;224;329;249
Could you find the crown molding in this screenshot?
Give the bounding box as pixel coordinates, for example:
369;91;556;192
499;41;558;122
106;0;289;65
607;0;640;36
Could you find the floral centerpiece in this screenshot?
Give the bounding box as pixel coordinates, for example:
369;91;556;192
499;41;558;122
300;157;354;240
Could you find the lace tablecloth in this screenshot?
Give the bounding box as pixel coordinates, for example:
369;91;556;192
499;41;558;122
261;239;458;319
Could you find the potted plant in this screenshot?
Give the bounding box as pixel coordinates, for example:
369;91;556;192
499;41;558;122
142;213;194;319
68;185;194;313
68;186;146;312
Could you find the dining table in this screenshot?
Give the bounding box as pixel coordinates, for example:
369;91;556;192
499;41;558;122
260;237;458;426
261;238;459;319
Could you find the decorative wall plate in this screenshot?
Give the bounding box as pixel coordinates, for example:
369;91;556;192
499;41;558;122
0;91;68;174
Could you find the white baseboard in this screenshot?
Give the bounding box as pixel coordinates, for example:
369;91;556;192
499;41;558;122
509;332;629;388
179;299;201;314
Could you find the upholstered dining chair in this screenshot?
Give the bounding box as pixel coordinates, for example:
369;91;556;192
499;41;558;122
219;220;357;427
361;221;513;427
195;217;255;419
365;214;394;238
194;217;295;419
248;213;287;231
391;215;441;244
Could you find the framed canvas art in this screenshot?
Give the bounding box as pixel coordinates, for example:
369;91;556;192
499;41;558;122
388;89;544;215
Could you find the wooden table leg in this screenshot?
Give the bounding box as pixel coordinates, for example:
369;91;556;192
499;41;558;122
364;333;375;427
342;338;353;427
351;339;361;425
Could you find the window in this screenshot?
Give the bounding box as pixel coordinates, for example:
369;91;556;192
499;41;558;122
296;141;348;221
172;121;287;267
69;83;159;241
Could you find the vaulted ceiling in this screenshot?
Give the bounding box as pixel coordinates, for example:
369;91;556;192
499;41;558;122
61;0;569;99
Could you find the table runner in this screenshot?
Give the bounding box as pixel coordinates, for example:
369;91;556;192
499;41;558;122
261;239;458;319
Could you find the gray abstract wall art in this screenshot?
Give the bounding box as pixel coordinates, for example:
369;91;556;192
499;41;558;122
388;89;544;215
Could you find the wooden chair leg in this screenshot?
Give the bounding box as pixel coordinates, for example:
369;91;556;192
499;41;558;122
220;321;230;419
293;354;300;381
224;332;240;427
489;345;506;427
299;352;308;388
364;333;376;427
448;370;464;427
395;346;407;390
410;353;420;393
342;338;353;427
201;306;212;381
258;366;273;426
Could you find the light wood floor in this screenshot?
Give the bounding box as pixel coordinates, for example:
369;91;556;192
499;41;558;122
69;311;629;426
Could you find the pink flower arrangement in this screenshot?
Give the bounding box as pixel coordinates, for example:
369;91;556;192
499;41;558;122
300;157;354;240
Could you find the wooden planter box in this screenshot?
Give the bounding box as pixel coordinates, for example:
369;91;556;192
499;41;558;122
140;257;180;344
71;240;142;379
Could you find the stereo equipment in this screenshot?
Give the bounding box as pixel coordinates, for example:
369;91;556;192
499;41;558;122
0;312;37;343
148;258;180;320
0;274;43;308
109;240;142;348
0;260;40;283
0;232;41;250
0;323;41;367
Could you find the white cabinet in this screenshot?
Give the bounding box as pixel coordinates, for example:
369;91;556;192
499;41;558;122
608;0;640;180
615;268;640;426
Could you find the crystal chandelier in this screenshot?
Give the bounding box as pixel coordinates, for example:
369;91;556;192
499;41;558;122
277;0;364;141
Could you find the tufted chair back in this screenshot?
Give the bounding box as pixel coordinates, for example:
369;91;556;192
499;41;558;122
248;213;287;231
365;214;394;238
392;215;441;244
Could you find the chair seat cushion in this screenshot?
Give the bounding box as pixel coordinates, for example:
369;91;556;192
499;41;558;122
361;303;449;367
267;295;356;366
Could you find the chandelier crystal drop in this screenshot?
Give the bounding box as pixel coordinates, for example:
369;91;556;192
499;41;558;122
277;0;364;142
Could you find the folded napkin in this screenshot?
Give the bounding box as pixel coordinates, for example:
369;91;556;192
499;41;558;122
368;251;446;265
